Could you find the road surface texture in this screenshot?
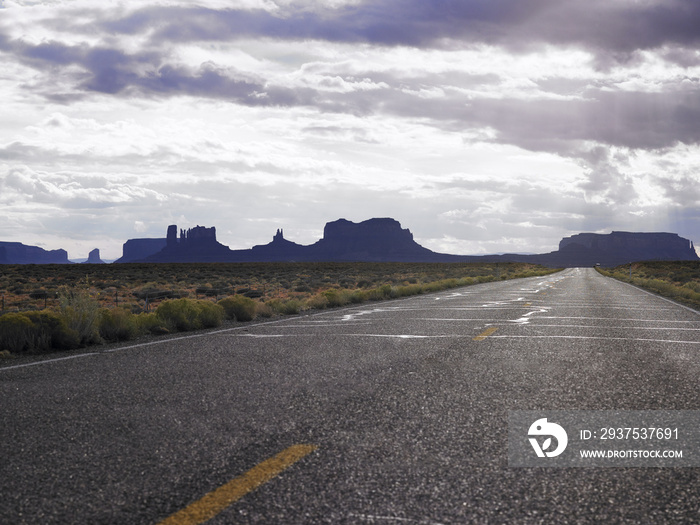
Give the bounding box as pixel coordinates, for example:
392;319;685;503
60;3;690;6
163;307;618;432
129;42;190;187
2;268;700;524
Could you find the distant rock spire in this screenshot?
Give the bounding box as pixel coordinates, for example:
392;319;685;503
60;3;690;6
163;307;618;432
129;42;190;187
167;225;177;247
85;248;105;264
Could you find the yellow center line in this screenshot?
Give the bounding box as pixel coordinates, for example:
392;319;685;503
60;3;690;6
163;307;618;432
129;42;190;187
473;326;498;341
158;444;317;525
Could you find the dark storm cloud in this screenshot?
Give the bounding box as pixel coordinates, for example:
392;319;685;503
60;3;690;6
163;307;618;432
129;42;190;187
654;175;700;205
96;0;700;56
473;91;700;151
3;1;700;161
0;31;312;105
5;26;700;155
2;35;157;93
350;82;700;152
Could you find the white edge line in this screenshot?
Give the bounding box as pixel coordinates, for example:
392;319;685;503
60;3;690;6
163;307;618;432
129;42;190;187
0;315;299;372
0;289;468;372
0;271;564;372
601;273;700;316
490;335;700;344
509;324;700;331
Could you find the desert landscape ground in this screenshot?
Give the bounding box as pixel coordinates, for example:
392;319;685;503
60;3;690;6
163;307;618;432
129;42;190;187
0;261;559;354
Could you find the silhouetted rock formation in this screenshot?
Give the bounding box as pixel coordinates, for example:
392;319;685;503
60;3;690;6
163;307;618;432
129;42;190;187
471;231;698;267
116;220;699;267
0;242;69;264
85;248;105;264
248;229;308;261
115;237;167;263
142;225;233;262
555;231;697;266
306;218;448;261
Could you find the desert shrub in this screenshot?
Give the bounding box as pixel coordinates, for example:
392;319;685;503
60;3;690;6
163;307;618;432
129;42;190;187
391;284;422;298
305;294;329;310
58;284;102;346
156;298;224;332
198;301;224;328
683;281;700;294
156;299;199;331
218;295;257;321
98;308;139;342
0;313;38;353
255;302;275;318
24;310;80;350
350;290;368;303
323;289;352;307
266;299;302;315
136;312;168;335
368;284;392;301
599;263;700;309
422;281;443;293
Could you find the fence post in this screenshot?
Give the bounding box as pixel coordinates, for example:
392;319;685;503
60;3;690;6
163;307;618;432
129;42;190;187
145;295;149;312
115;290;118;307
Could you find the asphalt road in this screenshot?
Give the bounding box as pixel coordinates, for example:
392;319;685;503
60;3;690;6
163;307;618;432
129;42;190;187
2;268;700;524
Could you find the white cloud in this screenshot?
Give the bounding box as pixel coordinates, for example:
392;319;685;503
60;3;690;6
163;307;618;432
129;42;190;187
0;0;699;259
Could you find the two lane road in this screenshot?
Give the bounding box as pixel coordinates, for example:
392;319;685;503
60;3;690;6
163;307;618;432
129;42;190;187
2;268;700;523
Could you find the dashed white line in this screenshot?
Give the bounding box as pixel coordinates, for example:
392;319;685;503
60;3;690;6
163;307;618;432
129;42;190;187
344;334;457;339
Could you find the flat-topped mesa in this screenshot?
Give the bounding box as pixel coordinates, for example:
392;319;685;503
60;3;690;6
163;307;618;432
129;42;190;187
309;218;442;261
559;231;698;264
322;217;413;242
117;238;167;263
0;242;69;264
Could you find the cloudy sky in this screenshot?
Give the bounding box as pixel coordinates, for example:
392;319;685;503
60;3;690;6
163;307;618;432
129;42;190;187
1;0;699;260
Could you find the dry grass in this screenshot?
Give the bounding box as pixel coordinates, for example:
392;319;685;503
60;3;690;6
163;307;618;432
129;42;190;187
597;261;700;310
0;261;561;353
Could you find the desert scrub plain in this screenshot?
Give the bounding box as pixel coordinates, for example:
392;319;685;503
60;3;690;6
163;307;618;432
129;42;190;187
597;261;700;310
0;262;559;355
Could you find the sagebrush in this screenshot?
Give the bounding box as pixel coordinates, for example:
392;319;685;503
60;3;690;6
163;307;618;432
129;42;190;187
1;262;561;354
